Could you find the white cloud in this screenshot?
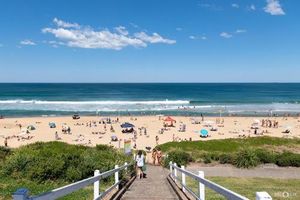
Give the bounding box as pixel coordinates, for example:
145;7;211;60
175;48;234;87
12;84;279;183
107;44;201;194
42;18;176;50
250;4;256;10
231;3;239;8
176;27;182;31
20;39;36;45
134;32;176;44
220;32;232;38
53;18;80;28
236;29;247;33
189;35;207;40
264;0;285;15
115;26;129;36
199;3;222;11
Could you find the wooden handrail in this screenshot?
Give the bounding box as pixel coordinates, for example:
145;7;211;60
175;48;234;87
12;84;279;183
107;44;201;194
12;163;132;200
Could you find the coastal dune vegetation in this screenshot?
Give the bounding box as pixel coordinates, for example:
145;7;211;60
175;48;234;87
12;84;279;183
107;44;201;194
0;142;132;199
160;136;300;168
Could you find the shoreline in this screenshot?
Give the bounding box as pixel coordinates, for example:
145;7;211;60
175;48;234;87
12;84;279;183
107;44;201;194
1;112;300;118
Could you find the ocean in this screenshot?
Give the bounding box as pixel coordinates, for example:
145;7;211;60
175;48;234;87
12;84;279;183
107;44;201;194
0;83;300;117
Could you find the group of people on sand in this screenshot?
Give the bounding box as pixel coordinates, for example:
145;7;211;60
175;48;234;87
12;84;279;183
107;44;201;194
134;148;164;180
261;119;279;128
2;133;34;147
152;148;162;165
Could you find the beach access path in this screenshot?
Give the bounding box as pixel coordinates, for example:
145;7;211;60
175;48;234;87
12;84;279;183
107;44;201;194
121;165;179;200
187;163;300;179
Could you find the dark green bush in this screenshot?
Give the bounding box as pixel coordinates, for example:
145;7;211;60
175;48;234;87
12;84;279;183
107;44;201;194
208;152;220;161
163;150;192;167
96;144;114;151
255;149;276;164
2;142;130;183
219;153;234;164
234;148;259;168
66;166;82;182
0;146;11;162
276;152;300;167
203;154;212;164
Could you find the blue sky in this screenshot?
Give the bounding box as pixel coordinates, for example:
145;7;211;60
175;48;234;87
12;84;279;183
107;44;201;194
0;0;299;83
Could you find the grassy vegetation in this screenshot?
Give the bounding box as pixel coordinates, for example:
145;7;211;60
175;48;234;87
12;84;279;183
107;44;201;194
159;137;300;168
159;137;300;153
186;177;300;200
0;142;132;200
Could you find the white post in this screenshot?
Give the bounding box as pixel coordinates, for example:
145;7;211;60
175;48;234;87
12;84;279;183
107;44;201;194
256;192;272;200
115;165;119;190
181;166;186;193
169;161;173;179
174;163;178;183
93;170;100;200
125;162;128;171
198;171;205;200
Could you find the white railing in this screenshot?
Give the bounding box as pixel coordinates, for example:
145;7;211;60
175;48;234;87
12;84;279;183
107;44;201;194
12;162;132;200
169;162;272;200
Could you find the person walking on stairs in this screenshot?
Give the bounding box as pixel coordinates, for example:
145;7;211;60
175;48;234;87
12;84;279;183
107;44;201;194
135;150;145;179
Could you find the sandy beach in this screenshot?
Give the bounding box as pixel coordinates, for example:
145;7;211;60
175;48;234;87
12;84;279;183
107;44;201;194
1;115;300;150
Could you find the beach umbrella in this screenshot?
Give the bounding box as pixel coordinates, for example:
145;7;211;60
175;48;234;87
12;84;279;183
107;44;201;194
200;129;209;137
164;116;176;122
253;119;260;123
121;122;135;128
27;125;36;130
111;135;118;141
283;125;292;130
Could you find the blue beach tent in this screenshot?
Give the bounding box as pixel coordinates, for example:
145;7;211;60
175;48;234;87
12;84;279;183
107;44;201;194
200;129;209;138
120;122;135;128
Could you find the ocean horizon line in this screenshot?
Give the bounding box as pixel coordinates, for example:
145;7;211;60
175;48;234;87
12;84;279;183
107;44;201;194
0;82;300;84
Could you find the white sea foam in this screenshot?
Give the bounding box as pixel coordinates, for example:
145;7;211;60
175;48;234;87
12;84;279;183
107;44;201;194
1;100;300;113
0;99;190;105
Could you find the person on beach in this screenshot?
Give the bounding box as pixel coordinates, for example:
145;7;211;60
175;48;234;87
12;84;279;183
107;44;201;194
4;137;8;147
55;131;59;140
152;148;157;165
135;150;145;179
156;148;162;165
155;135;159;145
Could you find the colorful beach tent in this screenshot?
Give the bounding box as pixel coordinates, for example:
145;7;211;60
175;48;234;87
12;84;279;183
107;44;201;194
164;116;176;122
200;129;209;137
49;122;56;128
121;122;135;128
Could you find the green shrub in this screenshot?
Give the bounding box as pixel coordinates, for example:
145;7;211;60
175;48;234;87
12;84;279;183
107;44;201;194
276;152;300;167
2;142;130;183
255;149;276;164
66;166;82;182
96;144;114;151
219;153;234;164
234;148;259;168
208;152;220;161
203;154;212;164
164;150;192;167
0;146;11;162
